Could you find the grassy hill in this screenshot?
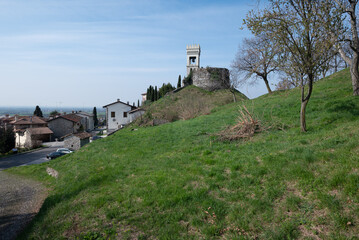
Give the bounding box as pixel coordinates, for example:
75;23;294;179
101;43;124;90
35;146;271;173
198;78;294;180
7;69;359;239
138;86;247;125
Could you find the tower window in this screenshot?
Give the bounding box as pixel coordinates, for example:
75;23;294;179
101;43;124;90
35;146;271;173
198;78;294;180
190;56;197;64
111;112;115;118
123;112;127;118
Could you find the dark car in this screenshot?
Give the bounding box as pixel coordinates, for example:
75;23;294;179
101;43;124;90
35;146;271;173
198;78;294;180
46;151;67;160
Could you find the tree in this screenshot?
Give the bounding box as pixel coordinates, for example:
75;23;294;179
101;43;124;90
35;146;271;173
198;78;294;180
183;69;193;86
177;75;182;88
50;110;59;117
330;0;359;95
33;105;43;117
245;0;341;132
232;34;280;93
0;127;15;154
93;107;98;127
138;99;140;107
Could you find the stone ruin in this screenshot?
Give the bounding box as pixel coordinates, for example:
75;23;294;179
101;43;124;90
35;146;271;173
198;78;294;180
185;44;230;91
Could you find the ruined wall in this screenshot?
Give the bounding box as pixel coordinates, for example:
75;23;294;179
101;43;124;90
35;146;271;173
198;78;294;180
192;67;230;91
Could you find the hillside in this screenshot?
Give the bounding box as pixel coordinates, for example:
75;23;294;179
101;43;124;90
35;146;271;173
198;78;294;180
138;86;247;125
7;69;359;239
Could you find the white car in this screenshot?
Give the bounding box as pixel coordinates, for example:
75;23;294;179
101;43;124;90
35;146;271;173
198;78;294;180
56;148;73;154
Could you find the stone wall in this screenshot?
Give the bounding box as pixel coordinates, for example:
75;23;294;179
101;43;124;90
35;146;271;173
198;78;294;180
192;67;230;91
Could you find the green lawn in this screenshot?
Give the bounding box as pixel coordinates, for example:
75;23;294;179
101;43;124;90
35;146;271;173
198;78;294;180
8;69;359;239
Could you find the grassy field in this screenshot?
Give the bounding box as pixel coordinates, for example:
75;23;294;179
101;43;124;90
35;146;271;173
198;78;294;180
7;69;359;239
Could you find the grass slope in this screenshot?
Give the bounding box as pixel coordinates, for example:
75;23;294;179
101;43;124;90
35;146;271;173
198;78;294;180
138;86;247;124
8;69;359;239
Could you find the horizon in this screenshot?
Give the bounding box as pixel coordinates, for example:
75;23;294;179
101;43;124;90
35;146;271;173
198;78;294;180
0;0;271;107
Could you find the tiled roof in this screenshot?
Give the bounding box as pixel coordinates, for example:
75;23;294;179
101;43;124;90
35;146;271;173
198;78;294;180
128;108;145;114
103;99;136;108
27;127;53;135
48;114;82;123
11;116;47;125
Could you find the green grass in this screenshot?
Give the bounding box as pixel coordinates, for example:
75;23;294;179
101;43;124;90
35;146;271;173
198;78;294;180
7;69;359;239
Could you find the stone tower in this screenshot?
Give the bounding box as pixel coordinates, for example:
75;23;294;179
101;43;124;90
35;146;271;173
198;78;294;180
186;44;200;75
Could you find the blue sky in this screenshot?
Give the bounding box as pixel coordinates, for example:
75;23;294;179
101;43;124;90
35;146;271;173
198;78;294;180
0;0;271;108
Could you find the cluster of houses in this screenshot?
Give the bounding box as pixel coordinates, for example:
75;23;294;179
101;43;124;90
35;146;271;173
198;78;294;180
0;111;95;150
0;99;146;151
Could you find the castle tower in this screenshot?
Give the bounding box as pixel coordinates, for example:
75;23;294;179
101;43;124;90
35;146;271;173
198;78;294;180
186;44;200;75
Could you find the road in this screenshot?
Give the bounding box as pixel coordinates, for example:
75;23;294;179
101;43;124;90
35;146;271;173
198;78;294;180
0;142;63;170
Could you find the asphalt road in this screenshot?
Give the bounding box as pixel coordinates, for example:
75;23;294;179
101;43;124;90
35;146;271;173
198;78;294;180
0;147;58;170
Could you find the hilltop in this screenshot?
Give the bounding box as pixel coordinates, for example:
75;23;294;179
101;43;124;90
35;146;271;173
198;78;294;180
138;86;247;125
7;69;359;239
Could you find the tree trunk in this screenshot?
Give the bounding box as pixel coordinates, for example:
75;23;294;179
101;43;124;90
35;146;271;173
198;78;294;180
263;76;272;93
300;99;309;132
350;52;359;96
230;88;237;103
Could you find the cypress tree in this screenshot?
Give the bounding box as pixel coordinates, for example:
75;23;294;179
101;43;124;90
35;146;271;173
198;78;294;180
33;105;43;117
177;75;181;88
137;99;140;107
93;107;98;127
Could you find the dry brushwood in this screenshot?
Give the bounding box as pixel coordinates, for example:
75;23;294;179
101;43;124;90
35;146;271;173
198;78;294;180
217;105;262;141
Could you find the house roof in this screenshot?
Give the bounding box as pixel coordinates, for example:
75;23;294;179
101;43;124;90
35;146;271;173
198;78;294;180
27;127;53;135
64;132;92;140
48;114;82;123
103;99;136;109
128;108;146;114
75;112;94;117
11;116;47;125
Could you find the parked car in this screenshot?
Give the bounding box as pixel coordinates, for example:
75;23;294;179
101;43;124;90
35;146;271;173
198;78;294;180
91;136;102;141
46;151;67;160
56;148;73;154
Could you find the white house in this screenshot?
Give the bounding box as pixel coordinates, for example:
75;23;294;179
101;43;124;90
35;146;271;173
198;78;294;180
103;99;136;131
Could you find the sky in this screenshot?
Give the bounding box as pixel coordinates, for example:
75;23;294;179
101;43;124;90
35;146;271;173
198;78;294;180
0;0;271;108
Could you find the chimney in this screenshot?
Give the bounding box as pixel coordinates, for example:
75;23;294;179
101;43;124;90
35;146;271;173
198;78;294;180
14;115;18;121
117;98;120;102
127;101;129;105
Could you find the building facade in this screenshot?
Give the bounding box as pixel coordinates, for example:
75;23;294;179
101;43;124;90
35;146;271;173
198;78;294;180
103;99;136;131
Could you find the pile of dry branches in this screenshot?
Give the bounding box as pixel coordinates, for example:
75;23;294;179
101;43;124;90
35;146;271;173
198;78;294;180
217;105;263;141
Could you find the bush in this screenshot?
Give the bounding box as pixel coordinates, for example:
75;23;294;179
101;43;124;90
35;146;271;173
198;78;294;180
0;127;15;154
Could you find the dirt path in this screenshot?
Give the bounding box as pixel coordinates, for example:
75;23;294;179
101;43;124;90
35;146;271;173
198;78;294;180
0;172;47;240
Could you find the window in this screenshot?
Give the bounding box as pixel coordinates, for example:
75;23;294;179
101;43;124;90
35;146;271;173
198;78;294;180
123;112;127;118
111;112;115;118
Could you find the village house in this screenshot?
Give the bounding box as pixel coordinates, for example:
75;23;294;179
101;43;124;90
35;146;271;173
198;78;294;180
103;99;137;131
9;116;53;148
47;114;84;140
64;132;92;151
74;111;95;131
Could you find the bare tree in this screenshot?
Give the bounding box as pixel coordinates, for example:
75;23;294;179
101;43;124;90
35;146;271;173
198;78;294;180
245;0;341;132
330;0;359;95
231;34;280;94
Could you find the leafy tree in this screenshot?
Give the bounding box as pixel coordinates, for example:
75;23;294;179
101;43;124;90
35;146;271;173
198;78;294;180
245;0;341;132
154;86;158;101
93;107;98;127
232;34;280;93
183;69;193;86
33;105;43;117
0;127;15;153
50;110;59;117
177;75;182;88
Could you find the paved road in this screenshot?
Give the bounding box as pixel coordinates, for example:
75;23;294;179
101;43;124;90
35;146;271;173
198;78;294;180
0;172;46;240
0;147;57;170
